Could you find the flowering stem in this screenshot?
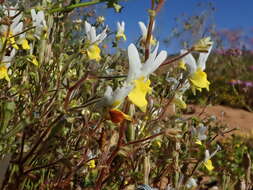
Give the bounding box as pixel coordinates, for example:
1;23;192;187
48;0;107;13
161;48;193;66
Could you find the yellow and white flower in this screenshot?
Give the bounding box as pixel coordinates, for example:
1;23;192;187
31;9;47;39
0;6;28;50
181;42;213;94
203;145;221;171
138;21;156;46
101;85;132;123
126;43;167;111
0;48;16;81
116;21;126;41
186;177;197;189
84;21;107;61
191;124;207;145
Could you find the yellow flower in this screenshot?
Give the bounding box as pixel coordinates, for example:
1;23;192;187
0;65;10;81
204;159;214;171
96;16;105;24
128;77;152;112
27;55;39;66
1;32;19;49
116;21;126;40
18;38;30;50
195;139;202;145
189;68;210;94
87;160;96;169
87;44;101;61
173;93;187;109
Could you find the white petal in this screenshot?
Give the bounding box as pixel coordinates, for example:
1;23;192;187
96;26;107;43
2;49;16;64
84;21;91;34
205;150;211;161
117;22;121;31
197;44;213;70
152;21;155;32
122;21;125;31
127;44;142;83
181;50;197;74
12;13;22;28
90;27;97;43
113;83;133;105
13;22;23;35
142;48;167;76
31;9;37;22
138;21;147;36
103;86;113;105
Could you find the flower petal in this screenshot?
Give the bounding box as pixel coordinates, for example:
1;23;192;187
197;44;213;71
127;44;142;83
128;77;152;112
0;65;10;81
109;108;132;123
87;44;101;61
181;50;197;74
204;159;214;171
189;68;210;90
138;21;147;36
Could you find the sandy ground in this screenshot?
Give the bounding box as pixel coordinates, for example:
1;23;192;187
184;105;253;134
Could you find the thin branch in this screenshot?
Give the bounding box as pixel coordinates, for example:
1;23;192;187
123;131;164;146
48;0;107;13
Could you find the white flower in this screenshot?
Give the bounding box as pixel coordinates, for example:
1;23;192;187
102;84;133;108
84;21;107;44
138;21;155;44
2;48;16;64
0;6;23;47
181;44;213;74
205;145;221;161
116;21;126;40
186;177;197;189
180;42;213;94
126;42;167;83
31;9;47;39
191;123;207;141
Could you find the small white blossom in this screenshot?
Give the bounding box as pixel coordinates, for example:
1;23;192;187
126;42;167;83
186;177;198;189
31;9;47;39
84;21;107;44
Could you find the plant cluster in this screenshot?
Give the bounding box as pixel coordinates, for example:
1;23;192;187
0;0;252;190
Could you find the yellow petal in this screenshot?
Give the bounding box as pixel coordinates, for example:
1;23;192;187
128;77;152;112
87;160;96;169
0;65;10;82
87;44;101;61
27;55;39;66
150;35;156;46
173;96;187;109
195;139;202;145
112;100;121;108
190;68;210;92
21;39;30;50
116;33;126;41
204;159;214;171
178;60;186;70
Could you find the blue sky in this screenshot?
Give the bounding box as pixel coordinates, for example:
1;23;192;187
91;0;253;52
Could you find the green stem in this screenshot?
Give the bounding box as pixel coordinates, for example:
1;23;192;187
48;0;106;13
